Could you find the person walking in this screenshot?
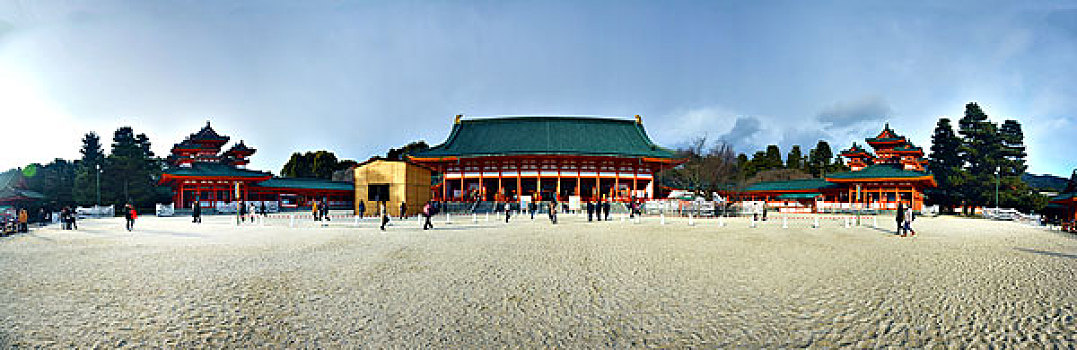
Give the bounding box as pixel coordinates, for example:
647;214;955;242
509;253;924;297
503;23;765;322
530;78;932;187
422;201;434;230
586;201;594;222
322;199;331;222
260;202;267;217
548;200;558;224
399;201;407;220
357;201;366;219
603;199;611;221
38;208;46;227
17;208;27;233
124;204;136;232
529;201;536;220
60;207;69;230
239;200;248;223
895;202;905;236
311;201;320;221
903;204;916;237
192;200;202;224
504;202;512;223
379;201;389;231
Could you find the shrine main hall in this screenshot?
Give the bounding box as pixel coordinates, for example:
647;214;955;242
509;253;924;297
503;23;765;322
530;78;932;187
408;115;685;202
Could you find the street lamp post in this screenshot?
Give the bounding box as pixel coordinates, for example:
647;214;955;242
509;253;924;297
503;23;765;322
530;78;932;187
995;166;1001;209
95;164;100;206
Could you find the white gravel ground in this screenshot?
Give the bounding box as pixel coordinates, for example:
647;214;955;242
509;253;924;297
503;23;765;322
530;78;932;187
0;213;1074;348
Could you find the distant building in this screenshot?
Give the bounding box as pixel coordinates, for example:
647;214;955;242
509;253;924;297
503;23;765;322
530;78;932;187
352;158;432;216
407;115;685;203
738;124;936;212
158;122;354;210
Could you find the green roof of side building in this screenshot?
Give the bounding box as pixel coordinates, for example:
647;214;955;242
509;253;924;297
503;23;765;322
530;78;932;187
255;177;354;191
163;162;273;178
410;116;679;159
826;164;933;180
1051;192;1077;202
743;178;841;192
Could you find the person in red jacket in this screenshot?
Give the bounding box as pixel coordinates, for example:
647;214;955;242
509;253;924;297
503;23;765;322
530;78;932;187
124;204;137;232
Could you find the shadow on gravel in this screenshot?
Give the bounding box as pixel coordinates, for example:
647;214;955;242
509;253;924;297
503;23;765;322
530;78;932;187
133;229;203;238
1014;247;1077;259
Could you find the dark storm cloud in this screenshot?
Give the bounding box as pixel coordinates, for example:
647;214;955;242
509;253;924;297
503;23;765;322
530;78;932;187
719;116;763;151
816;96;891;126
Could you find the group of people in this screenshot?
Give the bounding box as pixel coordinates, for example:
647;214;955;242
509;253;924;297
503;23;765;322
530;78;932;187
311;200;331;222
586;198;613;222
500;200;561;224
895;202;916;237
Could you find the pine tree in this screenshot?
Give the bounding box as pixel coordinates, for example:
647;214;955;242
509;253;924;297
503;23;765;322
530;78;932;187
957;102;1003;211
73;132;105;205
101;127;160;209
763;145;783;170
786;145;804;170
999;120;1027;176
927;118;963;212
807;140;834;178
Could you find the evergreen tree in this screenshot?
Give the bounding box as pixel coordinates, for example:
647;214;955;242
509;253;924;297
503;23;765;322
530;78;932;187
927;118;963;212
100;127;160;209
957;102;1003;211
786;145;804;170
999;120;1027;176
807;140;834;177
26;159;77;209
281;151;353;179
73;132;106;205
763;145;783;170
1065;169;1077;193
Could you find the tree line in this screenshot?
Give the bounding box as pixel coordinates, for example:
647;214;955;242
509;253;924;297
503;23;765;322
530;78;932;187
927;102;1045;213
16;127;170;211
664;137;849;198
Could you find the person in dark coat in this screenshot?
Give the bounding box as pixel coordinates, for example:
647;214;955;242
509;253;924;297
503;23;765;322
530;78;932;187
192;200;202;224
322;199;331;222
528;201;536;220
261;202;267;217
357;201;366;219
586;201;594;222
124;204;136;231
548;200;558;224
239;201;248;223
399;201;407;220
504;202;512;223
603;199;611;221
895;202;905;236
422;201;434;230
379;201;389;231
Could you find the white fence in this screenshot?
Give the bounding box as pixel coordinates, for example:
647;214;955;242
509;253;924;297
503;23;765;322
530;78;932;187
76;205;114;218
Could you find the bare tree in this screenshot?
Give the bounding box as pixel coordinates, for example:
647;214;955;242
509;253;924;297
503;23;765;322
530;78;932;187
667;136;740;199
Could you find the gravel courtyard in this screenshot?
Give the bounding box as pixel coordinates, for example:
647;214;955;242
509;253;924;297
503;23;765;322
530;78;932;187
1;214;1074;348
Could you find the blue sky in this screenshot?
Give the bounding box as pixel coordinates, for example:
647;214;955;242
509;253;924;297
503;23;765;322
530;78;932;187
0;1;1074;176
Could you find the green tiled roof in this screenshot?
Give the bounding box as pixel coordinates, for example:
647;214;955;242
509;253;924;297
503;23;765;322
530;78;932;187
0;187;44;201
841;142;872;156
163;162;272;178
826;164;932;180
1051;192;1077;203
411;116;679;159
776;193;822;199
255;177;354;191
743;178;841;192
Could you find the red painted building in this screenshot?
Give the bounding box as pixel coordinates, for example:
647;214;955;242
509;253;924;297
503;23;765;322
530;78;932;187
159;122;354;210
408;115;685;203
739;124;936;212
